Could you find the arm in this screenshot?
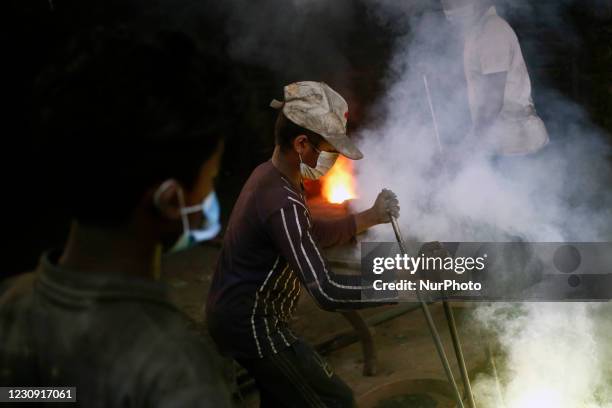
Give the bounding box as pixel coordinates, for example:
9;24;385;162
311;189;401;247
471;72;507;139
267;202;393;311
311;215;357;248
0;273;36;306
355;207;383;235
467;18;512;145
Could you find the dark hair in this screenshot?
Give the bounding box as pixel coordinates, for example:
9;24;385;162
36;26;229;227
274;111;324;151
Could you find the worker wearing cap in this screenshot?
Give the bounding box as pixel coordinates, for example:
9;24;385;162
442;0;549;156
206;81;399;407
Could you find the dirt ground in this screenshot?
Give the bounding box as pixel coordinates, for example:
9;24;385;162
162;243;489;407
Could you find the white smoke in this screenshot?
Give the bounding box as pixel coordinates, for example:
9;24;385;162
473;302;612;408
351;6;612;243
352;1;612;407
218;0;356;81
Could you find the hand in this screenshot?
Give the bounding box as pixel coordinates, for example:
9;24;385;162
419;241;449;259
416;241;450;277
371;189;400;224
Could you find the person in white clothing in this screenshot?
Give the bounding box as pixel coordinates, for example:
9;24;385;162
442;0;549;156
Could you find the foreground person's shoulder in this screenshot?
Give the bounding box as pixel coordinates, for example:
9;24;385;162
0;272;37;306
256;173;304;216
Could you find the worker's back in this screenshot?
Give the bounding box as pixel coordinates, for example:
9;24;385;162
0;251;232;407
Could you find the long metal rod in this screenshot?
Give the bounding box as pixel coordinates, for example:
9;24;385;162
389;217;465;408
423;75;443;154
443;302;477;408
423;75;475;405
485;340;507;408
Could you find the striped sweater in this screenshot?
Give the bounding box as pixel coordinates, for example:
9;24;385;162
206;161;377;359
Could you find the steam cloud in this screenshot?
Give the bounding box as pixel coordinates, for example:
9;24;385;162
352;2;612;243
352;1;612;407
216;0;356;86
472;302;612;408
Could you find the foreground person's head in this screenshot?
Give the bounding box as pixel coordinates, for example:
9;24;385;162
38;26;228;251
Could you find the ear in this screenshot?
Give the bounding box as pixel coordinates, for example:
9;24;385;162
152;180;183;221
293;134;309;155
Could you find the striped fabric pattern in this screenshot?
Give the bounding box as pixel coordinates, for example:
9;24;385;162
207;161;389;359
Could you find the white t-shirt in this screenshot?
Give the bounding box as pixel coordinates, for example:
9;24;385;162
464;6;548;155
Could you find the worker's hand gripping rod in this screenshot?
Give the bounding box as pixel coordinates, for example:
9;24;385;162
389;216;467;408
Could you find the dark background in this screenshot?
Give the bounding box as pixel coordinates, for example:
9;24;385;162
4;0;611;279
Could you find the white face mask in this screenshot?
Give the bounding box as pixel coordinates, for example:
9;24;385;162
444;3;478;28
300;151;340;180
154;182;221;253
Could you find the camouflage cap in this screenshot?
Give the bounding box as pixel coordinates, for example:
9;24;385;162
270;81;363;160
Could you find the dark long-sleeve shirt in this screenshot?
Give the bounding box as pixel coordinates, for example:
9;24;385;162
206;161;378;359
0;252;232;407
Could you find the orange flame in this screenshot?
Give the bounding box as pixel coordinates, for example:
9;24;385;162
321;156;357;204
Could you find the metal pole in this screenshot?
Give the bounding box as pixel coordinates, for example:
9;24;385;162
422;75;476;405
389;217;465;408
443;302;477;408
423;75;443;154
485;340;507;408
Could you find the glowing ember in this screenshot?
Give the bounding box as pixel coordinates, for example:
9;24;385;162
321;155;357;204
